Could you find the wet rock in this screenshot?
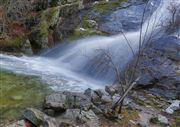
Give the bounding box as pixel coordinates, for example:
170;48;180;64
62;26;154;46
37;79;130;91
98;1;159;34
165;100;180;114
105;85;116;96
23;108;58;127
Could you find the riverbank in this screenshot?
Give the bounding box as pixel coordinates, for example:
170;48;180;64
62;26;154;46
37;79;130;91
3;86;180;127
0;70;52;124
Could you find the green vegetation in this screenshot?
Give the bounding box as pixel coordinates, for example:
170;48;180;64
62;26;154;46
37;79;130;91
0;37;23;49
93;0;128;13
30;6;60;49
72;28;103;39
0;70;52;123
36;21;49;41
41;7;60;27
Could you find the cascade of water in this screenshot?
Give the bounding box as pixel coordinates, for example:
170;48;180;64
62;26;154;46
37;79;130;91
0;0;178;91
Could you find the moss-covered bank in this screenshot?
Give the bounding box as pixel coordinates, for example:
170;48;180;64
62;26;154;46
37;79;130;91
0;70;52;123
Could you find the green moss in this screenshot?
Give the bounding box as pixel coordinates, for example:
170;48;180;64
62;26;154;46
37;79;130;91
93;1;109;13
0;37;23;49
41;7;60;27
0;70;52;123
73;28;103;38
93;0;128;13
37;21;49;39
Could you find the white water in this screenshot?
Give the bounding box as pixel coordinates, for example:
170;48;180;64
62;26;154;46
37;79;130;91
0;0;179;92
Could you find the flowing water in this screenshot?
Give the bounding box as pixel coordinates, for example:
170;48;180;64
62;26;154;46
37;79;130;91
0;0;179;92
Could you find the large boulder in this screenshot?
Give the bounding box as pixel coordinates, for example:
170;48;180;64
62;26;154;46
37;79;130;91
23;108;58;127
44;92;93;115
56;109;100;127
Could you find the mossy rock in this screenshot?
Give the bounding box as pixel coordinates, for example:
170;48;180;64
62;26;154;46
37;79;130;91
40;7;60;27
93;0;128;13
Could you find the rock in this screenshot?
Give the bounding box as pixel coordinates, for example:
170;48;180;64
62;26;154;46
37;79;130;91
103;108;118;119
84;89;102;105
44;93;67;112
94;89;106;98
44;92;92;113
58;109;100;127
65;92;92;110
150;114;169;125
101;95;112;104
84;88;93;97
165;100;180;114
105;86;116;96
23;108;58;127
157;114;169;125
98;1;159;34
138;121;149;127
83;20;98;29
21;39;33;55
5;120;26;127
91;92;102;105
138;112;153;127
59;122;75;127
44;109;55;116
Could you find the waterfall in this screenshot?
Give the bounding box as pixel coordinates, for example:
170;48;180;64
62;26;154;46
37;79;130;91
0;0;178;91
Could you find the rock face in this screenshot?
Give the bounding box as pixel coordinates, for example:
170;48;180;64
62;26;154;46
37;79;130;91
135;35;180;99
98;0;160;34
0;0;86;54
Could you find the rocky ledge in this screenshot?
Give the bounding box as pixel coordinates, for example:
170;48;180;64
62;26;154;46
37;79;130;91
4;85;180;127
